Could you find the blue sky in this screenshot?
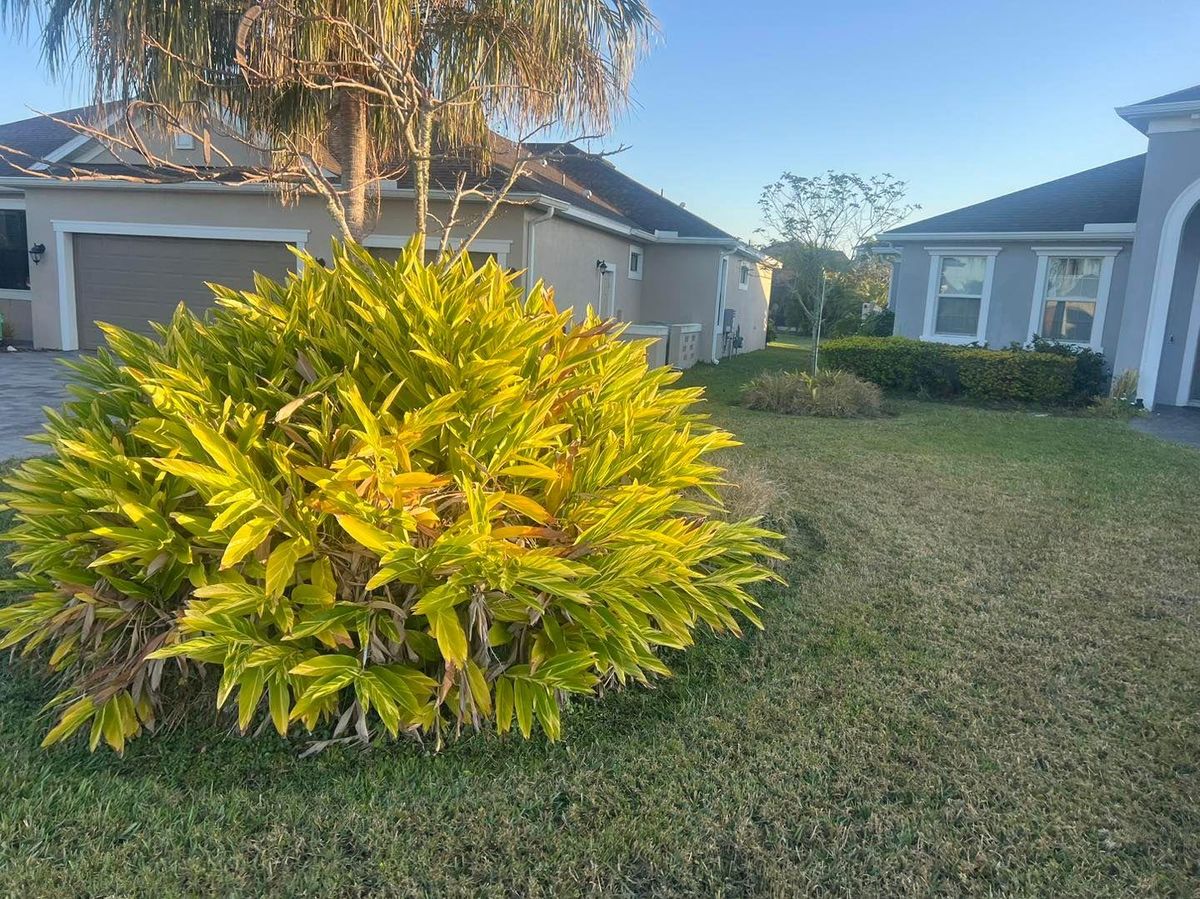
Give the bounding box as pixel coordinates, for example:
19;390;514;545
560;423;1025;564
1;0;1199;241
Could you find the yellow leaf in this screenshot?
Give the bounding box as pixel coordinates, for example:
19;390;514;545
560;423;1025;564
499;493;552;523
426;607;468;665
268;675;290;736
335;515;394;554
391;472;449;491
266;537;305;599
498;462;559;481
221;517;273;570
465;660;492;716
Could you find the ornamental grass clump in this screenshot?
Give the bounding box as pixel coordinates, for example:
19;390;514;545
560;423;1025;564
741;369;882;418
0;244;782;752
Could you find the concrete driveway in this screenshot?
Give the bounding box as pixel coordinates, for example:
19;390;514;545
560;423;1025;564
0;351;74;459
1132;405;1200;450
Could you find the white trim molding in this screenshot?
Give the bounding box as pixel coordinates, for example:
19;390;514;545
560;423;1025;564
33;109;124;170
921;247;1001;345
50;220;310;245
361;234;512;267
737;261;750;291
1137;174;1200;408
1026;247;1121;351
881;229;1137;242
1178;259;1200;406
49;219;310;351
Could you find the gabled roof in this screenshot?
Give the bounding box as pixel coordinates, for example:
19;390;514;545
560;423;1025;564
0;105;102;175
526;143;734;240
883;155;1145;237
1116;83;1200;134
0;107;752;247
1127;83;1200;108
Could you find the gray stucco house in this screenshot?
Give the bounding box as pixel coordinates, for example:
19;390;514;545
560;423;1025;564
878;83;1200;409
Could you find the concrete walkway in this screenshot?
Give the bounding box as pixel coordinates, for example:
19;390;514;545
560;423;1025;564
0;351;74;459
1132;405;1200;450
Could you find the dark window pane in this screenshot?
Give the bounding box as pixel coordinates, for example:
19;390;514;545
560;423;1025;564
935;295;980;335
0;209;29;291
1042;300;1094;342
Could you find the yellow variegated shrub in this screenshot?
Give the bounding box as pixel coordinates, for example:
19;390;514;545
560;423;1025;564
0;244;782;752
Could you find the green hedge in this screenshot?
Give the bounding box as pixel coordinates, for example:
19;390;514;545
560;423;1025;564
821;337;1081;405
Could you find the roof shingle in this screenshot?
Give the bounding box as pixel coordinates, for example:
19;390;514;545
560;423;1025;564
886;155;1145;235
0;107;739;241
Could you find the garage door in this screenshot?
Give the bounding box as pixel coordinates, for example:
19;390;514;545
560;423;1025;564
73;234;296;350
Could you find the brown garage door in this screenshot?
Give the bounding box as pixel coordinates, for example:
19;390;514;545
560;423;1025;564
73;233;296;350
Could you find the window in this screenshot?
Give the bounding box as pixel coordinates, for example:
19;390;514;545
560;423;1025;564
738;263;750;290
0;209;29;292
628;245;643;280
1028;249;1119;350
934;256;985;335
922;248;999;344
173;132;195;150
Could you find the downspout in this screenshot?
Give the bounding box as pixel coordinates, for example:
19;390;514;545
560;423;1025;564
524;206;556;292
711;247;736;363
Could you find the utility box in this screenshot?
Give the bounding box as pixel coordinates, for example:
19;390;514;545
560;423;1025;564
667;322;703;370
619;323;670;369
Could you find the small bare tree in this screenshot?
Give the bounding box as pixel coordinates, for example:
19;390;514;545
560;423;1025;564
0;0;656;246
758;171;917;370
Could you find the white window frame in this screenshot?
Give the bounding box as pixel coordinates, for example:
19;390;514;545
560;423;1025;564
0;197;30;302
627;244;643;280
738;263;750;291
173;132;196;150
921;247;1001;345
362;234;511;268
1027;247;1121;352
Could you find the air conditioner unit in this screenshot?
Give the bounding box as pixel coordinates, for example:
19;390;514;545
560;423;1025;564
617;323;670;368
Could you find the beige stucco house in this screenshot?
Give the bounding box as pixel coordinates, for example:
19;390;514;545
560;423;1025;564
0;107;774;365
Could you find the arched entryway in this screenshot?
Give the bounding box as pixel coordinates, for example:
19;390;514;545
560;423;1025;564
1139;177;1200;407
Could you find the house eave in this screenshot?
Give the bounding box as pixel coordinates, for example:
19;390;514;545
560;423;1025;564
1115;99;1200;134
877;227;1137;242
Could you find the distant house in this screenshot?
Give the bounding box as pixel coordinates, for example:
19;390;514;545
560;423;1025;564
0;107;774;365
878;83;1200;408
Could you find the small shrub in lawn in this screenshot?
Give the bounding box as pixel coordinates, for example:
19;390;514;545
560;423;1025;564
821;337;1095;405
820;337;961;397
953;349;1076;404
1028;337;1109;404
0;244;783;752
741;369;882;418
826;315;862;338
714;464;792;572
857;309;895;337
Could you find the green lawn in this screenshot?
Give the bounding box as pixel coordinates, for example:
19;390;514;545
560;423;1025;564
2;341;1199;896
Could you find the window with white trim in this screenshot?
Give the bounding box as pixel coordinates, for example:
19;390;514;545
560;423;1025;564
1027;249;1120;351
173;132;195;150
933;255;986;336
1039;256;1101;342
628;245;643;280
738;263;750;290
922;248;999;344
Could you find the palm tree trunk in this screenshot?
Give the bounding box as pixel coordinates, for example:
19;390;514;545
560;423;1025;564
337;89;369;242
413;106;433;249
